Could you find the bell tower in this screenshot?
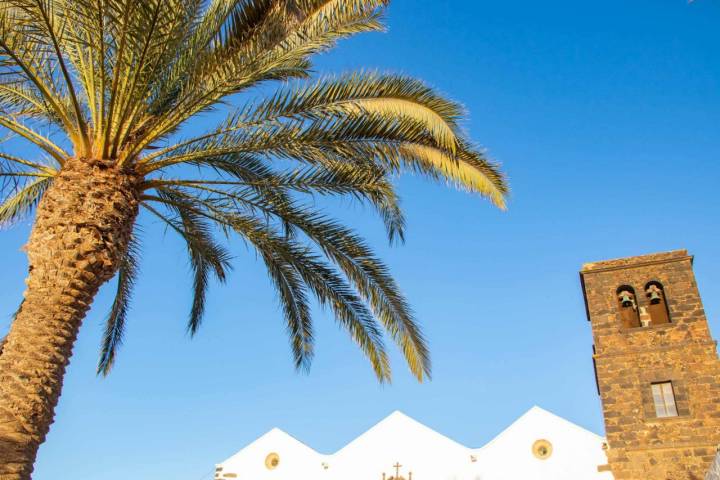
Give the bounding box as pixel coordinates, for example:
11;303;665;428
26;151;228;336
581;250;720;480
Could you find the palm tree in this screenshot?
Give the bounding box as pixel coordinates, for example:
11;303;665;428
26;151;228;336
0;0;508;477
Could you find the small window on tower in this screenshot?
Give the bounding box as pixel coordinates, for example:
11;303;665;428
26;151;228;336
651;382;678;418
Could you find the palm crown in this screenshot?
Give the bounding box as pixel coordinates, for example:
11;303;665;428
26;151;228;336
0;0;508;382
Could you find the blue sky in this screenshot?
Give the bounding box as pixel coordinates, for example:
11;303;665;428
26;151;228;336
2;1;720;479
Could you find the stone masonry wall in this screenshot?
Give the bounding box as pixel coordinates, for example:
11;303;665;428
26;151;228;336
581;250;720;480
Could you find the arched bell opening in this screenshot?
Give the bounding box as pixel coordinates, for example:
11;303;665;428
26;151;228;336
645;281;671;325
617;285;640;328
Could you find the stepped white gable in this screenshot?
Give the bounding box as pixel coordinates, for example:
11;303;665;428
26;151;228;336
215;406;613;480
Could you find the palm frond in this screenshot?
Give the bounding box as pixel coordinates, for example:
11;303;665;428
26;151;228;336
0;4;78;141
0;115;68;163
101;0;199;158
10;0;91;150
140;112;432;172
0;82;60;122
144;192;232;335
259;237;315;372
247;72;463;152
399;142;508;209
128;0;388;158
142;108;507;209
97;234;141;376
0;152;56;173
142;187;392;381
147;0;284;114
0;176;52;227
146;158;406;242
142;172;426;377
200;185;424;378
269;212;430;380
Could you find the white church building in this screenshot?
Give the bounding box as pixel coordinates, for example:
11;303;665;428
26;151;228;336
214;406;612;480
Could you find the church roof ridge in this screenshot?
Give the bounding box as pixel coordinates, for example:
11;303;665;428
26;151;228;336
473;405;605;455
332;409;468;456
264;427;321;453
218;406;606;467
217;425;322;465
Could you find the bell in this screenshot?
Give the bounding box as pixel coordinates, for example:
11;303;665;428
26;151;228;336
618;291;634;308
647;289;662;304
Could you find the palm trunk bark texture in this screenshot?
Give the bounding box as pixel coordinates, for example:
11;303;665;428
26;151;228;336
0;158;139;479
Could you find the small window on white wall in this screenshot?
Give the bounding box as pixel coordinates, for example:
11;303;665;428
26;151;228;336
651;382;678;418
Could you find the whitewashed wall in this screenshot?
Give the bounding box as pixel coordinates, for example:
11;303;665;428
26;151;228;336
215;407;613;480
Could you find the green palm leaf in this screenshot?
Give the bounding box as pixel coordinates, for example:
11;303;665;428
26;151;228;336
0;176;52;226
97;235;141;375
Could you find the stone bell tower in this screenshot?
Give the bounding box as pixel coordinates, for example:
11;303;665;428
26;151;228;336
580;250;720;480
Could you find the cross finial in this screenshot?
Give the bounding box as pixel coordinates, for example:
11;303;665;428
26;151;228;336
393;462;402;478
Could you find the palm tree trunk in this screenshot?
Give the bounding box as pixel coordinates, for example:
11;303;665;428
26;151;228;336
0;158;139;480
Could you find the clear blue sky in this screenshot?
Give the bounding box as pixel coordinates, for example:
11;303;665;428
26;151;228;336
1;1;719;479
